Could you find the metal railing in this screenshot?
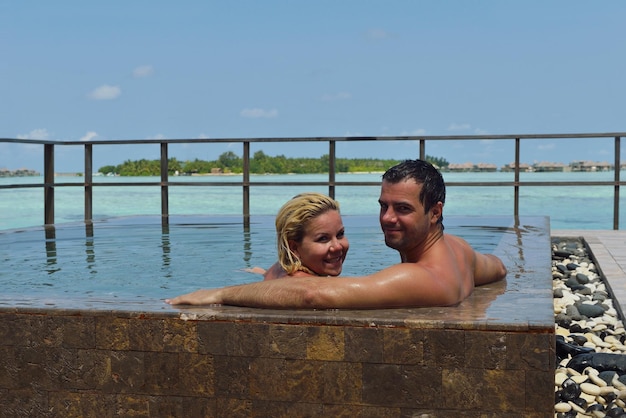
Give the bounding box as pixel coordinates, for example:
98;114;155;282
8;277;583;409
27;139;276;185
1;133;624;229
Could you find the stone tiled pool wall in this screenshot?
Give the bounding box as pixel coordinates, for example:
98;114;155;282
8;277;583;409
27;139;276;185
0;305;554;417
0;217;555;416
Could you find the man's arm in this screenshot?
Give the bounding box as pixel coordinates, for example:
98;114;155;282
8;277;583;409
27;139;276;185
166;262;467;309
472;252;507;286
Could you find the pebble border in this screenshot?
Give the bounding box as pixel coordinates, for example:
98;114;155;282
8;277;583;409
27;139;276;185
553;237;626;417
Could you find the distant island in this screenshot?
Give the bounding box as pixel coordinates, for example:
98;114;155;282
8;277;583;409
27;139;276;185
0;168;40;177
97;151;622;176
97;151;448;176
3;152;621;178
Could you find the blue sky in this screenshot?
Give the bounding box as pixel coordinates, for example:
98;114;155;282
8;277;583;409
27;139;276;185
1;1;625;172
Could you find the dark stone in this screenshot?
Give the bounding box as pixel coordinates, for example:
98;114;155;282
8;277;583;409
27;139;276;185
599;371;618;385
554;250;573;259
607;406;626;418
567;352;626;374
576;303;606;318
567;263;580;270
587;403;605;414
556;336;594;360
556;264;569;274
559;378;581;401
575;273;590;284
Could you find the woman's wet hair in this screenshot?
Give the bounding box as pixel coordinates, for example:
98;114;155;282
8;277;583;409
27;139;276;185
275;192;341;274
382;159;446;227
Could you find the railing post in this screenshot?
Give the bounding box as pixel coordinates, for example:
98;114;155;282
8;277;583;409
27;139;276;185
514;138;520;218
44;143;55;225
84;143;93;223
243;141;250;227
419;139;425;160
328;140;336;199
160;142;169;226
614;136;621;230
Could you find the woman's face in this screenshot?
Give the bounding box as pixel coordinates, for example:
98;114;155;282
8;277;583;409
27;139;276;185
289;210;349;276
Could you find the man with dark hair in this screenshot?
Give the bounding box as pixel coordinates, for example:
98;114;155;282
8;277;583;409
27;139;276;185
166;159;507;309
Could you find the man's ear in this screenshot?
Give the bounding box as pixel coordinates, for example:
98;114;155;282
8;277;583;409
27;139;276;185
430;201;443;223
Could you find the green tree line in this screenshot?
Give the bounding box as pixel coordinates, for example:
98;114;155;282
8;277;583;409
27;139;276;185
98;151;449;176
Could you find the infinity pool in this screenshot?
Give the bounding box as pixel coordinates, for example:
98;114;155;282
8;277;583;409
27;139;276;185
1;214;539;308
0;215;555;415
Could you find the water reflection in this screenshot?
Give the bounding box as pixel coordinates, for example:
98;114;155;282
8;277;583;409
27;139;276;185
44;225;59;274
85;222;95;270
160;224;172;279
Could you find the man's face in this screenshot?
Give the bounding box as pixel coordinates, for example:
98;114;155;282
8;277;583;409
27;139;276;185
378;179;434;253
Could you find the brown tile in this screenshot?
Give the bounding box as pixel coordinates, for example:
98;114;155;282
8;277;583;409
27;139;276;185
345;326;383;363
198;322;270;357
249;357;289;401
163;318;198;353
525;369;556;414
506;332;554;371
441;368;525;411
0;388;49;417
268;324;307;359
0;346;17;388
423;329;465;368
100;351;146;394
96;317;130;350
129;318;165;351
306;326;344;361
322;404;401;418
53;315;96;349
182;396;217;417
362;363;442;408
250;400;324;418
14;346;50;390
464;331;507;369
45;347;106;391
115;394;150;417
147;395;184;417
48;391;115;417
383;328;424;365
216;398;252;418
214;355;252;398
178;352;214;397
143;351;180;394
322;361;362;404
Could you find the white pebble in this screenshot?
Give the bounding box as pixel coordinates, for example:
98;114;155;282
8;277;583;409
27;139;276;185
554;402;571;413
581;382;602;396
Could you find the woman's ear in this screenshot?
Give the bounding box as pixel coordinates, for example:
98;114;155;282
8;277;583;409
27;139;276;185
288;240;300;258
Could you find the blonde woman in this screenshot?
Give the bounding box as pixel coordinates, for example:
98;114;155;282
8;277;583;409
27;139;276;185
259;192;349;280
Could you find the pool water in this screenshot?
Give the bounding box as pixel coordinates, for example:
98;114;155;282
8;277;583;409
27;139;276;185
0;215;536;306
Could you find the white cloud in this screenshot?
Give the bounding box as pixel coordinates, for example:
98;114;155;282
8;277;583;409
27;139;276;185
366;28;391;40
538;143;556;151
17;128;49;140
133;65;154;78
447;123;471;131
474;128;489;135
240;108;278;118
88;84;121;100
321;92;352;101
80;131;98;141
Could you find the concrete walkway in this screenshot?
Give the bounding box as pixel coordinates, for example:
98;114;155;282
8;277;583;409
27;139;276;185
552;229;626;317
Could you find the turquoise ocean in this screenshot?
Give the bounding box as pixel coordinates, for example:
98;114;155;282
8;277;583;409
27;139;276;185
1;171;624;231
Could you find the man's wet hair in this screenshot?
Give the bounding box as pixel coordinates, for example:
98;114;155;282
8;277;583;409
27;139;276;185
382;159;446;227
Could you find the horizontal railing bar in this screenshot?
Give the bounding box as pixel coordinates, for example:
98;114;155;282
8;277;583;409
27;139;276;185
1;134;622;229
2;132;626;146
5;180;623;189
